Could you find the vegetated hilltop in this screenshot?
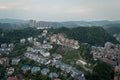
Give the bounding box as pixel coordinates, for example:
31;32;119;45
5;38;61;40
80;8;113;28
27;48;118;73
0;26;118;46
52;27;118;46
0;19;28;30
1;19;120;30
105;26;120;35
0;28;42;44
0;23;29;30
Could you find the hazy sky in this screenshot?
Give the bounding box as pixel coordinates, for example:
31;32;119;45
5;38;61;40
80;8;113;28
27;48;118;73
0;0;120;21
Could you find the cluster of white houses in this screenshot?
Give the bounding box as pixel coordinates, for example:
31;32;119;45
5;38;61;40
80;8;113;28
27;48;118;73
24;52;86;80
20;29;48;44
0;57;21;66
20;37;37;43
50;33;80;49
21;64;60;79
0;43;14;55
91;42;120;67
27;46;51;57
0;57;21;77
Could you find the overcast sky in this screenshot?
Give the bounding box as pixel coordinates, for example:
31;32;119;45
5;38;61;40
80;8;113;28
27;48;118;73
0;0;120;21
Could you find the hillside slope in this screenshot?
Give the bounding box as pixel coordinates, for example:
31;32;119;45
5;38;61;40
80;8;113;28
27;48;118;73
105;27;120;35
52;27;118;46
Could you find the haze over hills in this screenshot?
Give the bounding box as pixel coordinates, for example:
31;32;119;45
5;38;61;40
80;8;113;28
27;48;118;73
58;20;120;28
0;19;120;30
0;19;28;30
0;19;28;24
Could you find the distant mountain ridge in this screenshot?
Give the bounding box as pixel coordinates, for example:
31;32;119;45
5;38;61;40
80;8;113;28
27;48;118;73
0;19;120;30
0;19;120;26
0;19;28;24
52;20;120;28
0;19;29;30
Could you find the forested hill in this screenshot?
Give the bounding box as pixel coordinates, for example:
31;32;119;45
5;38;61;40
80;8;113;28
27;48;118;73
52;27;118;46
0;23;29;30
0;27;118;46
0;28;43;44
105;27;120;35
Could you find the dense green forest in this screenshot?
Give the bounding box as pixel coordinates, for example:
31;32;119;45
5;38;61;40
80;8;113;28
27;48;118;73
0;26;119;46
85;60;114;80
0;23;28;30
106;26;120;35
0;28;42;44
52;27;118;46
92;61;114;80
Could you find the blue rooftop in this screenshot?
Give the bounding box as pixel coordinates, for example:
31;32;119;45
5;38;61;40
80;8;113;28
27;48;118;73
31;66;40;73
21;65;31;71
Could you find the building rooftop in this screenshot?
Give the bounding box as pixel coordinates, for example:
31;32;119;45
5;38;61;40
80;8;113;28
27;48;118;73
7;76;18;80
21;65;31;71
31;66;40;73
41;68;50;75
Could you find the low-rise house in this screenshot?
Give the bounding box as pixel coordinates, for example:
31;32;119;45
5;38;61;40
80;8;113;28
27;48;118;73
43;40;47;44
70;68;82;78
41;68;50;75
33;38;38;42
8;43;14;48
1;43;7;48
24;51;86;79
34;42;40;47
7;67;14;75
43;30;48;34
60;63;68;71
50;34;57;43
44;59;51;65
74;41;79;46
51;60;61;68
60;63;72;73
31;66;40;74
21;65;31;73
0;57;9;66
41;50;50;57
27;37;33;43
24;52;51;65
49;72;59;79
7;76;18;80
115;66;120;72
91;42;120;67
65;66;72;73
38;35;42;38
0;48;10;55
55;63;60;68
52;54;62;60
42;44;53;50
42;33;46;37
11;58;21;65
46;37;49;40
20;39;26;43
27;47;33;52
50;33;80;49
0;43;14;55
